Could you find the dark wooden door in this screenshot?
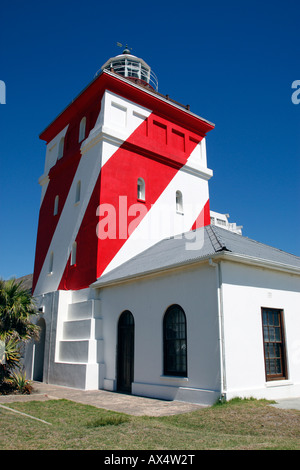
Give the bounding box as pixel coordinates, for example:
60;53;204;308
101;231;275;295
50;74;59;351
117;311;134;393
33;318;46;382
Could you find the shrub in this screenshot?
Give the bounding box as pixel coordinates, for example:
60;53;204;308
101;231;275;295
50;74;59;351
7;371;33;394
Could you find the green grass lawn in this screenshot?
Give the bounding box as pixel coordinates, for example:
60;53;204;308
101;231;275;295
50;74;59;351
0;398;299;450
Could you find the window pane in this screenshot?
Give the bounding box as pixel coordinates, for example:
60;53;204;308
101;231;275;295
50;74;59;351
275;327;281;342
261;308;286;380
269;327;275;342
112;61;125;75
263;326;269;341
262;311;268;325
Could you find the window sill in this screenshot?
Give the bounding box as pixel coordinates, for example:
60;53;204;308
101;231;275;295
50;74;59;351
160;375;188;382
265;379;293;388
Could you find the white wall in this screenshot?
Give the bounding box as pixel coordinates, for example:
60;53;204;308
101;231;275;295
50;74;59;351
99;262;221;405
220;260;300;400
26;256;300;404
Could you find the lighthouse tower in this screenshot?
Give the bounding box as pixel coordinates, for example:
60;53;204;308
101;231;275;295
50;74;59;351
29;48;214;389
33;47;214;296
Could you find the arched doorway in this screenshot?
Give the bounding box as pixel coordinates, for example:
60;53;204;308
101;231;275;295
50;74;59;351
117;310;134;393
33;318;46;382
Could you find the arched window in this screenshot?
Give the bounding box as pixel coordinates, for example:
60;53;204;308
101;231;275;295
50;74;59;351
163;304;187;377
58;137;64;160
48;251;54;274
137;178;145;201
71;241;77;266
79;117;86;142
176;190;183;214
75;180;81;204
53;195;59;216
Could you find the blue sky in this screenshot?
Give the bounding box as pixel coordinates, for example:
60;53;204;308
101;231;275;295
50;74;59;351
0;0;299;280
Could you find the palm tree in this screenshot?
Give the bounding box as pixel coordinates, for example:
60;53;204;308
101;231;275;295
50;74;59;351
0;278;39;387
0;278;39;342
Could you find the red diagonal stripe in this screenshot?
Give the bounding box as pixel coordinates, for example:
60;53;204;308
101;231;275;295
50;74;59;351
58;114;205;290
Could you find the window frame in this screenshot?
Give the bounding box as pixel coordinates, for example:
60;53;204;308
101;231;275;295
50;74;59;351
48;251;54;274
75;180;81;204
261;307;288;381
57;137;64;160
79;117;86;142
70;241;77;266
53;195;59;216
176;190;183;214
137;177;145;201
163;304;187;377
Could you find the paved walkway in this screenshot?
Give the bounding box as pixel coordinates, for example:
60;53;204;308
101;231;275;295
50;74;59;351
270;397;300;411
0;382;204;416
1;382;299;415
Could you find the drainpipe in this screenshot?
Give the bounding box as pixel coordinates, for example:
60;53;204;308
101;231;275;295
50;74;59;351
47;291;55;384
209;258;226;402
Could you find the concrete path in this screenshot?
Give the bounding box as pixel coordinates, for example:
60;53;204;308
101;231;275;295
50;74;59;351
0;382;204;416
1;382;299;415
270;397;300;411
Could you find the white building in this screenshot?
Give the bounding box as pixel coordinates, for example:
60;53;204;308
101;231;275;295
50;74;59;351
24;48;300;405
210;210;243;235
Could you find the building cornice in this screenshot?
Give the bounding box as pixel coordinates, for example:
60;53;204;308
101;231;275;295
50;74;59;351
39;70;215;144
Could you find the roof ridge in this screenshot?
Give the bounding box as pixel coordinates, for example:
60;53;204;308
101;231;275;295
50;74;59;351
206;225;228;252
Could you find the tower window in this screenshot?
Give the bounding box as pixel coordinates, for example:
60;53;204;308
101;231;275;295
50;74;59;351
75;180;81;204
79;117;86;142
53;195;59;216
58;137;64;160
137;178;145;201
176;191;183;214
48;252;54;274
71;241;77;266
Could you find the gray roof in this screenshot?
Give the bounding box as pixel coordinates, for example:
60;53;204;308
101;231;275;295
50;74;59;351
93;225;300;287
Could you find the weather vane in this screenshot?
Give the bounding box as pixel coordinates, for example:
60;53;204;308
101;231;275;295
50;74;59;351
116;42;132;54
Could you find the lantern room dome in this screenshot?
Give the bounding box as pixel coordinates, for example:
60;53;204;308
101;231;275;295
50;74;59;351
97;46;158;91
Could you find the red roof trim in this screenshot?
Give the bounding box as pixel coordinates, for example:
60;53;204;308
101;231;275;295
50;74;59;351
39;71;215;143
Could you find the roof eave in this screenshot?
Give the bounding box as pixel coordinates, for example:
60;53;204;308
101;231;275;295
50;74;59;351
220;251;300;275
39;69;215;143
90;252;223;289
91;250;300;290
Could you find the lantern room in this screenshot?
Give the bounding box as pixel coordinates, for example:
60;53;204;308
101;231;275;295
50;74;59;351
98;45;158;91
